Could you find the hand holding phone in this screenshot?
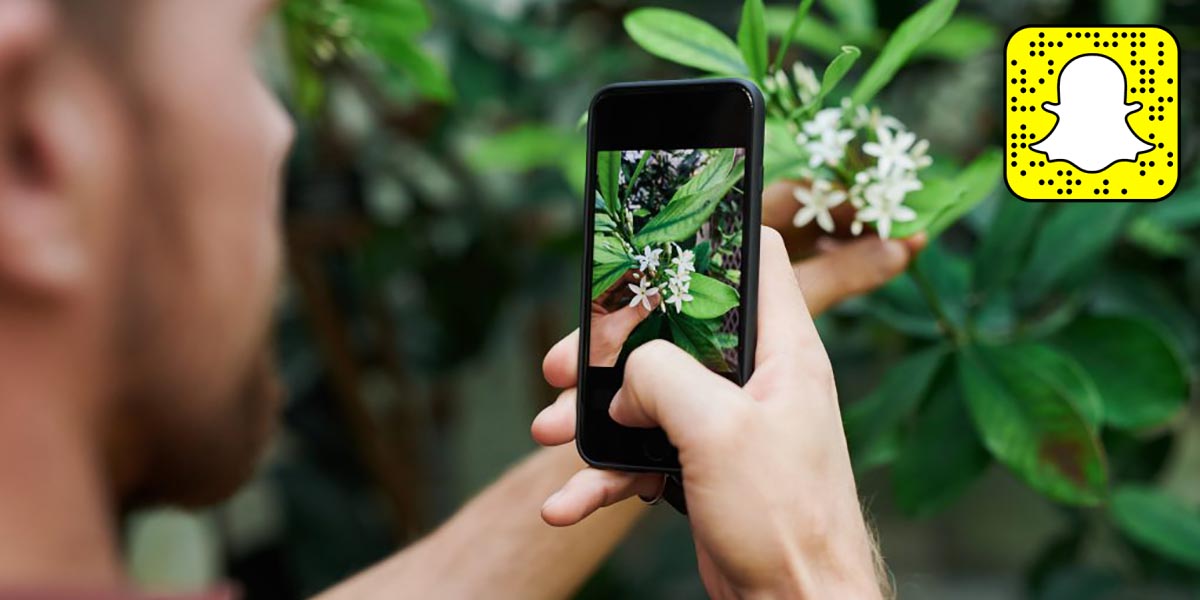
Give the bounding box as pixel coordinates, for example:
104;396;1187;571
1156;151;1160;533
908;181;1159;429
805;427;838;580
535;232;885;598
577;79;765;472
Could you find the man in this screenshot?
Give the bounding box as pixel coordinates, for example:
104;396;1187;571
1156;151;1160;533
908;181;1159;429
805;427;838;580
0;0;925;597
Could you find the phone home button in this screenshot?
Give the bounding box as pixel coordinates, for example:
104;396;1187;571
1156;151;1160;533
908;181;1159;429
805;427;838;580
642;441;665;462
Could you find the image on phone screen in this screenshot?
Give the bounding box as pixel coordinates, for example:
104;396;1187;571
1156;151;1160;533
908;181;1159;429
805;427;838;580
589;147;746;376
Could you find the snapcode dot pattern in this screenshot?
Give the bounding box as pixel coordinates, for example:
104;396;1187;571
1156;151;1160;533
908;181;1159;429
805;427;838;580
1006;27;1178;200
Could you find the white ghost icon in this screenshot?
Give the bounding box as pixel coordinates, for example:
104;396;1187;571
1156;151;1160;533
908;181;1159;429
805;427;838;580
1030;54;1153;172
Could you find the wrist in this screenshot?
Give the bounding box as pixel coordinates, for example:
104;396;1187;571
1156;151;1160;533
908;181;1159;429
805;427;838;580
758;515;887;599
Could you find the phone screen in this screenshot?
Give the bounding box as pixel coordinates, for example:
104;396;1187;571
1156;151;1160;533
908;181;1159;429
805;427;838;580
577;80;762;472
589;147;747;375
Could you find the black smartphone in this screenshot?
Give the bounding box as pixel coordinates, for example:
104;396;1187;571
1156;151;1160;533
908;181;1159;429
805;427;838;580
576;79;764;473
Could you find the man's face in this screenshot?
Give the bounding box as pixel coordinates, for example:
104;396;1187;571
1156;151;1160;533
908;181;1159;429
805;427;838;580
108;0;294;505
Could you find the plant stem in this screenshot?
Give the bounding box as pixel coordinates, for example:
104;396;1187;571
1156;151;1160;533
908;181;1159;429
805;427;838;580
908;260;965;346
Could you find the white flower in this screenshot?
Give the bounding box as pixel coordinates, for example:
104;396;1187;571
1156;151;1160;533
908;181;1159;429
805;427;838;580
671;245;696;274
863;126;918;176
792;62;820;104
801;108;854;168
627;278;659;311
665;266;692;287
663;281;693;313
909;138;933;170
633;245;662;272
806;129;856;168
857;174;920;239
792;179;847;233
802;107;843;137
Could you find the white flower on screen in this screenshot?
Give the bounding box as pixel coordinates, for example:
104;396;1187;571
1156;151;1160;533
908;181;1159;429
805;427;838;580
857;176;920;239
665;268;692;290
850;219;864;236
792;62;821;104
627;278;659;311
671;245;696;274
633;245;662;272
863;126;919;176
663;282;693;313
792;179;847;233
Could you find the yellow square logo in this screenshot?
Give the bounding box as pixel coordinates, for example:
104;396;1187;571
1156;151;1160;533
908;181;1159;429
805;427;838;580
1005;26;1178;201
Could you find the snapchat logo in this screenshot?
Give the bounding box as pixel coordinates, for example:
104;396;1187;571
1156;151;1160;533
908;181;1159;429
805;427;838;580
1006;27;1178;201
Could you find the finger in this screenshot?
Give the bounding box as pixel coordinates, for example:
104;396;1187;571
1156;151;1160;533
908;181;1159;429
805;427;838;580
794;234;923;316
754;227;824;366
531;388;576;447
589;299;656;367
541;468;662;527
609;340;743;438
543;330;579;389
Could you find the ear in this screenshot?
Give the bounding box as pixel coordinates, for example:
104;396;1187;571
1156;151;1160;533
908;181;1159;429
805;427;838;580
0;1;84;298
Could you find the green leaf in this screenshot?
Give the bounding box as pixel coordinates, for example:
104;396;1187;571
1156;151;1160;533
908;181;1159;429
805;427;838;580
592;235;635;300
813;45;861;108
591;258;634;300
1052;316;1188;430
624;8;748;76
1110;485;1200;569
633;158;743;246
1139;175;1200;230
738;0;768;83
818;0;875;38
957;345;1108;505
1101;0;1163;24
693;241;712;273
669;313;730;371
849;0;958;105
891;148;1002;239
844;345;948;468
623;151;651;203
764;118;806;183
770;0;816;71
714;332;739;349
914;16;999;60
766;9;873;59
468;125;577;171
343;0;432;38
892;375;990;516
597;151;621;219
889;150;1000;240
1018;203;1135;305
682;273;740;320
363;33;455;102
972;196;1046;296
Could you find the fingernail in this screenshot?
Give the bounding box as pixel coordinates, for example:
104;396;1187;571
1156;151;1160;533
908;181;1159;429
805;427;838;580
542;491;563;512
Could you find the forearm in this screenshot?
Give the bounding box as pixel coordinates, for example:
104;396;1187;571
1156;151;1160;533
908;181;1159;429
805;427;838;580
317;445;646;600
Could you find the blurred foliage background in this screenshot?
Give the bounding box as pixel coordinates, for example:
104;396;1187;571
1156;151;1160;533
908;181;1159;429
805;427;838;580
123;0;1200;598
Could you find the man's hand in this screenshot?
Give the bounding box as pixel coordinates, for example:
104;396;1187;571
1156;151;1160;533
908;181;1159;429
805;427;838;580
534;228;895;598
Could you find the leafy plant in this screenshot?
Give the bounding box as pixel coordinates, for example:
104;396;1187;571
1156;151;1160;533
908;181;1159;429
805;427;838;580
282;0;452;116
619;0;1199;587
623;0;997;244
591;149;745;370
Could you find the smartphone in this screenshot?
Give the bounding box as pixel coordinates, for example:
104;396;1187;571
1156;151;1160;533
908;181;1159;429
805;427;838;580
576;79;764;473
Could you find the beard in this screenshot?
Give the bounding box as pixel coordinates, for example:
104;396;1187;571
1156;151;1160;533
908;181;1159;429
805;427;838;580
110;221;285;510
115;341;283;510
